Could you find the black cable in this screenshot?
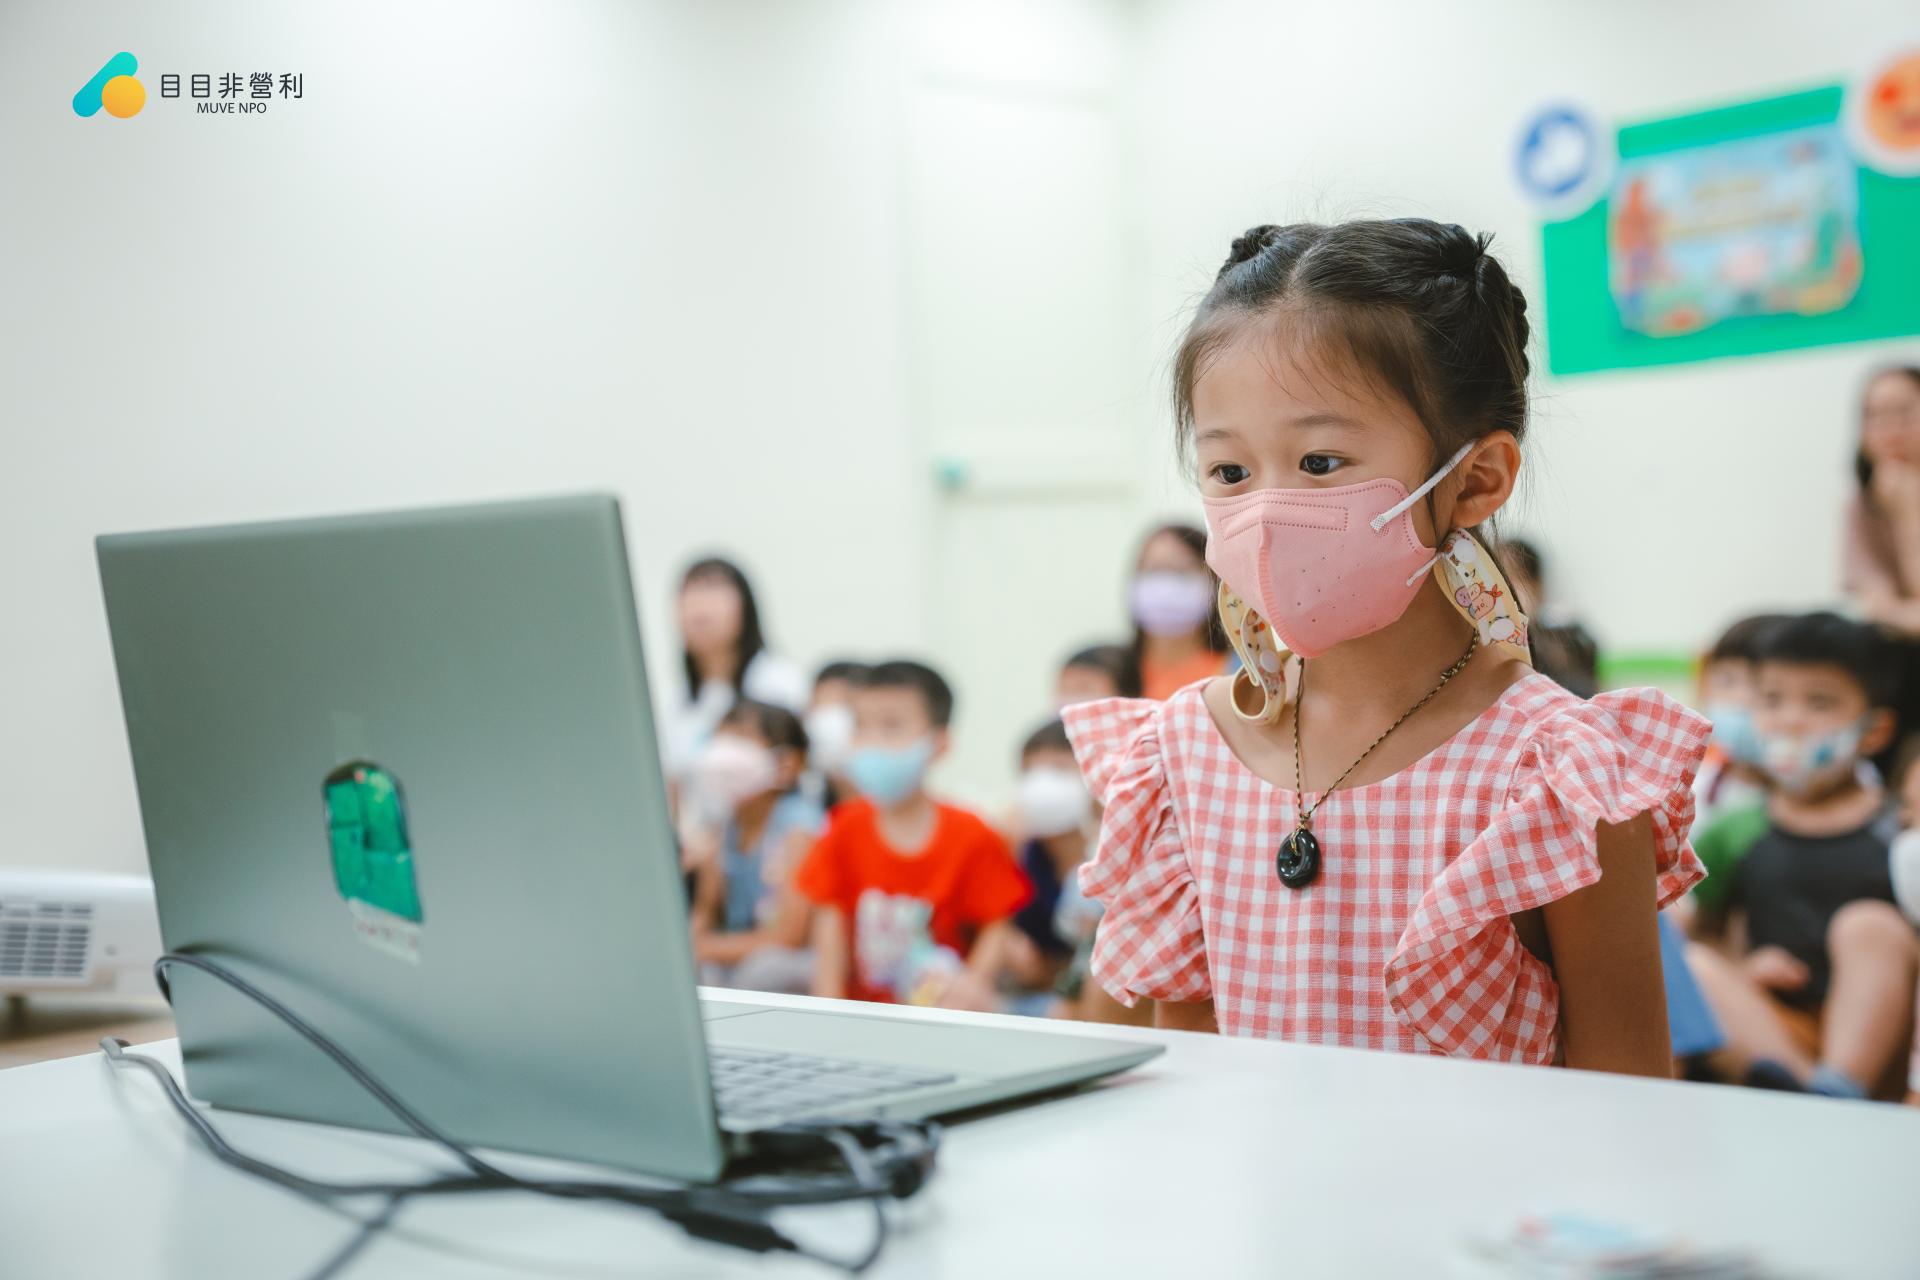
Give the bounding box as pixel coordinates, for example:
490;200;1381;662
305;1194;405;1280
104;952;937;1278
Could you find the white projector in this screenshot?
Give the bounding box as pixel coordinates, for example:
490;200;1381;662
0;870;162;998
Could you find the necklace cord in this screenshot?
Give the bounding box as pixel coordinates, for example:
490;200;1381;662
1292;634;1479;826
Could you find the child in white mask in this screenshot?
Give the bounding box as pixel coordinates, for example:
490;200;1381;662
801;659;866;809
1000;721;1094;1010
685;700;824;994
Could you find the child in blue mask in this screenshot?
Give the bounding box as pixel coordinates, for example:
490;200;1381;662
793;661;1030;1009
1687;612;1918;1099
1692;615;1787;831
1678;615;1788;938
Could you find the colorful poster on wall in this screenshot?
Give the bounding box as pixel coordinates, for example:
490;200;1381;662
1520;49;1920;375
1608;125;1862;337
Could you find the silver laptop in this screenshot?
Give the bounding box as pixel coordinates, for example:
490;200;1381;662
96;494;1158;1183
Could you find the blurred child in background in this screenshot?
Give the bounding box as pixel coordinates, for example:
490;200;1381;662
795;661;1030;1010
1687;613;1917;1100
802;659;866;809
1499;538;1598;697
1678;615;1789;937
1692;614;1787;834
1126;524;1234;700
1001;721;1092;1010
685;700;824;993
1057;643;1140;707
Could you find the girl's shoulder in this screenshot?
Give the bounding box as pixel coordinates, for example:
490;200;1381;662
1490;676;1711;781
1057;677;1221;781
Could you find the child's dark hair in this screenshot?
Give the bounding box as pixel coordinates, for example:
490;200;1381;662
1854;365;1920;496
813;658;868;690
1754;612;1902;710
859;660;955;728
1063;643;1143;699
1129;524;1229;666
1706;613;1790;665
1173;219;1532;478
678;556;767;699
1020;718;1072;763
1501;537;1542;585
717;698;810;760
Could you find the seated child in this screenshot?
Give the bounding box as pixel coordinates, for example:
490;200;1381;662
1002;720;1094;1005
685;700;824;993
1687;613;1919;1099
1056;643;1140;708
1677;615;1787;935
802;659;867;809
1499;538;1599;697
1692;614;1786;836
794;660;1030;1009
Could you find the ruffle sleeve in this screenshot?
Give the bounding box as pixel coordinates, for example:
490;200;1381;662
1384;688;1710;1061
1060;697;1211;1007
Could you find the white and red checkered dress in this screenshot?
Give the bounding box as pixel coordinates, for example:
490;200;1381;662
1061;672;1709;1063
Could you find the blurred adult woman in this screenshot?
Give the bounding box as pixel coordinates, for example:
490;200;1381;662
1845;365;1920;635
660;557;808;792
1842;365;1920;771
1126;524;1233;701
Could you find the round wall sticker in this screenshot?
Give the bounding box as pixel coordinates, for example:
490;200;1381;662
1513;103;1615;221
1846;46;1920;175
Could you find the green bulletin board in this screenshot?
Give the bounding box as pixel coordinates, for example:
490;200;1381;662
1541;84;1920;375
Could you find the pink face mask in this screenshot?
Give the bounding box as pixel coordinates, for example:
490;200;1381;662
1200;443;1472;659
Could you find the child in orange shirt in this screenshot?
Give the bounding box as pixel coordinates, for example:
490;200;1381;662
795;660;1030;1007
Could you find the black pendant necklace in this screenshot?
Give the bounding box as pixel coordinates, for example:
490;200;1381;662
1278;634;1479;891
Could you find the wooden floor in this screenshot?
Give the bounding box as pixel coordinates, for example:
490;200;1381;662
0;995;176;1070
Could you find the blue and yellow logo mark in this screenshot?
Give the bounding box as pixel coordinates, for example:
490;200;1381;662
74;52;145;119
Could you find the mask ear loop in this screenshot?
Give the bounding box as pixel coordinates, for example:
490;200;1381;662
1368;440;1476;533
1367;440;1478;589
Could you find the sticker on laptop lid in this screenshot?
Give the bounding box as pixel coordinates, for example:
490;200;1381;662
323;761;424;963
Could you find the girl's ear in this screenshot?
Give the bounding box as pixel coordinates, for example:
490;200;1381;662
1448;431;1521;530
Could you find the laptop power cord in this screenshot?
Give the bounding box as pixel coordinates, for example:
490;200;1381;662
101;952;941;1279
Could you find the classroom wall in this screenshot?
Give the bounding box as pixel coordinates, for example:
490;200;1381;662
4;0;1916;875
1126;0;1920;654
0;0;1144;873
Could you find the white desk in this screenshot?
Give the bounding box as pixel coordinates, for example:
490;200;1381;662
2;989;1916;1278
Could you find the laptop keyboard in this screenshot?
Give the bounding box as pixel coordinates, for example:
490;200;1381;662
709;1045;956;1126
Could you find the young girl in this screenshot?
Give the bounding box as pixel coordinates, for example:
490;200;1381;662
1062;219;1709;1076
686;700;824;994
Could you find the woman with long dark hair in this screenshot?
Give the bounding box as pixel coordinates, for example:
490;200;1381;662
660;556;808;790
1846;365;1920;636
1843;364;1920;771
1125;523;1233;701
